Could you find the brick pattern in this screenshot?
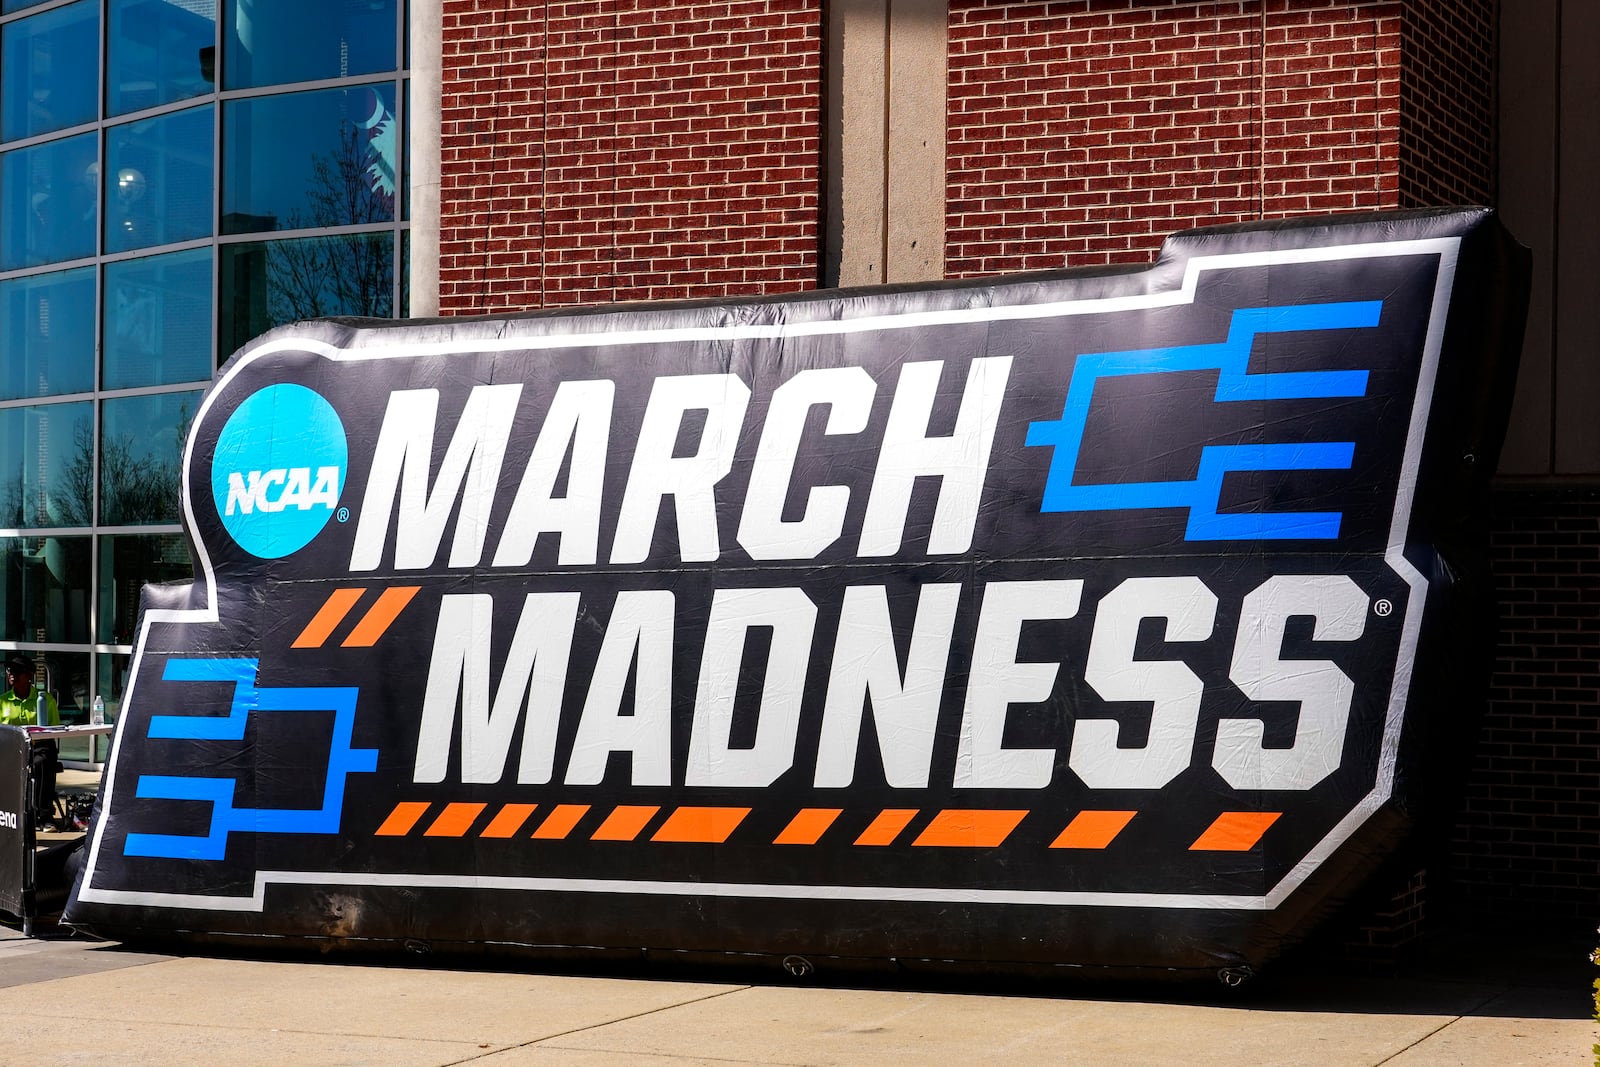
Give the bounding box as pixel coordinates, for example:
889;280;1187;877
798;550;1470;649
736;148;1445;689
946;0;1410;276
1398;0;1494;207
1451;491;1600;919
1338;867;1427;967
438;0;821;313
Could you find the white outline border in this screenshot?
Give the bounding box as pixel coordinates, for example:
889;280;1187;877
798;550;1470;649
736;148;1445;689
78;235;1461;914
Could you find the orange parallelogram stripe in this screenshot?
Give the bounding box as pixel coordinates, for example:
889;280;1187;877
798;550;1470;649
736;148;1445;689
773;808;843;845
592;805;661;841
481;804;538;839
342;586;421;647
854;809;918;846
913;809;1028;848
292;588;366;648
1190;811;1282;851
424;802;486;837
652;807;750;843
531;804;590;840
1050;810;1137;850
375;801;430;836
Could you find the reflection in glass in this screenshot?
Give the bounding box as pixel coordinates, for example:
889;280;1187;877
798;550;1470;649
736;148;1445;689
99;390;201;526
0;401;93;528
0;132;98;270
224;0;396;90
105;105;214;254
96;652;134;723
104;248;214;390
1;0;57;16
98;533;190;644
37;650;87;717
0;535;91;643
107;0;217;116
0;1;100;142
0;267;95;400
219;232;393;354
222;84;397;234
402;77;409;220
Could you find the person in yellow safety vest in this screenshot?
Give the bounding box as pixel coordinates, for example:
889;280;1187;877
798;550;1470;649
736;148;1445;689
2;654;59;726
2;654;61;829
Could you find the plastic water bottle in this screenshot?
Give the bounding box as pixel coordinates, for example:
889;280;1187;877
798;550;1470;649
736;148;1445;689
91;695;105;726
35;690;47;727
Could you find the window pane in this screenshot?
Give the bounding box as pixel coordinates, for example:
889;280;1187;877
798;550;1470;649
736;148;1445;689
107;0;217;116
0;266;95;400
223;0;396;90
104;248;214;389
98;532;190;644
0;401;93;528
99;390;200;525
0;132;98;270
0;535;91;643
0;1;100;142
1;0;58;15
222;83;397;234
105;105;214;254
219;232;392;354
96;653;133;720
38;650;88;719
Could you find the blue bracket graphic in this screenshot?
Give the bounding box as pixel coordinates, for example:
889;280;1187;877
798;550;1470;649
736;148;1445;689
124;657;378;861
1024;301;1379;540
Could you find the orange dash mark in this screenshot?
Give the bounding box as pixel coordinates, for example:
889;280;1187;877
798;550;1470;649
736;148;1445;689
291;588;366;648
341;586;422;647
374;802;430;837
1189;811;1282;852
853;809;919;846
1049;810;1137;850
480;804;538;839
422;802;486;837
773;808;843;846
912;809;1028;848
651;807;750;844
592;805;661;841
530;804;590;840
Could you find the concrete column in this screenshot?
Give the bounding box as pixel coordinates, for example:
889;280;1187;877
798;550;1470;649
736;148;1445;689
825;0;946;287
409;0;443;317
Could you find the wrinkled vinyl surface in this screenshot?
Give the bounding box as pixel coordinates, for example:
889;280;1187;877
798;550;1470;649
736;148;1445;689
64;208;1528;978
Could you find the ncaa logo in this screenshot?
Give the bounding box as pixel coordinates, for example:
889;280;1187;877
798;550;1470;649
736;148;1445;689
210;384;347;559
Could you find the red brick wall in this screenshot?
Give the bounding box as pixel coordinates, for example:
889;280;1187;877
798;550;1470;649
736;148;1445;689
438;0;821;313
946;0;1409;276
1451;491;1600;920
1398;0;1494;207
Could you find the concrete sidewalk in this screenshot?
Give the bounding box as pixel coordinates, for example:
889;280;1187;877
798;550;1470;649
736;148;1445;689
0;921;1593;1066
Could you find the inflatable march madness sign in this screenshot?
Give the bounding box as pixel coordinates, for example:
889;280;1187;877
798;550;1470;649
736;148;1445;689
66;209;1526;978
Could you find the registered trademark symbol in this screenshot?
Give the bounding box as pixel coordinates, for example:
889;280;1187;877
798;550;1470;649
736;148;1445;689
337;507;350;523
1374;599;1393;617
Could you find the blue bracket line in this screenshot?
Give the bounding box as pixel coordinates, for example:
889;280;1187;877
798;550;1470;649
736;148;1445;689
124;657;378;861
1024;301;1379;540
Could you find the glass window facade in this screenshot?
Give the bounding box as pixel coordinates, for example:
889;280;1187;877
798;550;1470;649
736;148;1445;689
0;0;409;720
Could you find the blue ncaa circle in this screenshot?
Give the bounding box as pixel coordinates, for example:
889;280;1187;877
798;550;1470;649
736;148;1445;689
210;384;347;559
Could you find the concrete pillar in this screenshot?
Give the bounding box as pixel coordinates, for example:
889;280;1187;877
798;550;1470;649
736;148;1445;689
825;0;946;287
409;0;443;317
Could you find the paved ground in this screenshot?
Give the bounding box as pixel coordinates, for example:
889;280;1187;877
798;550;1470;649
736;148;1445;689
0;918;1592;1066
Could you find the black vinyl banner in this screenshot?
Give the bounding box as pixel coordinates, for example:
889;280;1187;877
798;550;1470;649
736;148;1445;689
1;728;25;917
65;209;1527;976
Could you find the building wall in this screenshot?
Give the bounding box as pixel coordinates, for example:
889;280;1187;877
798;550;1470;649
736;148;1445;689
1442;2;1600;923
1397;0;1494;207
437;0;822;313
427;0;1592;925
946;1;1403;276
1449;491;1600;920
